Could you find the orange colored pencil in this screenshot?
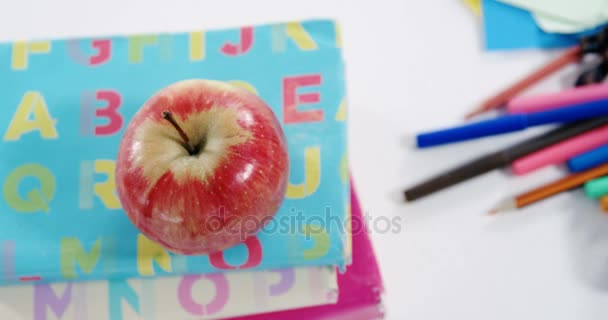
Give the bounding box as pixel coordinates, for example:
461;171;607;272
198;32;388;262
601;195;608;213
465;46;582;119
490;162;608;214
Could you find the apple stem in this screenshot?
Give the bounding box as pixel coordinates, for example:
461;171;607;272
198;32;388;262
162;111;197;155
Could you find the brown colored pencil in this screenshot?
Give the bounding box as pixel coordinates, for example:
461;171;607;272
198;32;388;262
465;46;582;119
601;195;608;213
489;162;608;214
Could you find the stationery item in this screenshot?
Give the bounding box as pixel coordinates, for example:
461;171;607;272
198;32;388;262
584;176;608;199
466;46;581;118
466;25;607;118
601;195;608;212
0;19;350;285
230;182;385;320
507;83;608;114
404;117;608;201
490;162;608;213
496;0;608;34
482;0;602;51
511;125;608;175
0;266;338;320
417;99;608;148
567;144;608;172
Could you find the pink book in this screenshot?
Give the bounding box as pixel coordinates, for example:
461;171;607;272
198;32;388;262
227;182;386;320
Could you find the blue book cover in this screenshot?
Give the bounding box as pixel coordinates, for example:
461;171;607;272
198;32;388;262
0;19;350;285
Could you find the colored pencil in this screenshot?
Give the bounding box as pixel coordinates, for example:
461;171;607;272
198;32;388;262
584;176;608;199
489;163;608;214
465;26;608;118
465;46;582;119
403;117;608;201
507;83;608;114
416;99;608;148
567;144;608;172
511;125;608;175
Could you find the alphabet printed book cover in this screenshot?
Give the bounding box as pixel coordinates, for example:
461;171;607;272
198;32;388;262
0;19;350;285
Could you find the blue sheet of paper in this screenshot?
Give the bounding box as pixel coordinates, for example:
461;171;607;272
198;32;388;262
482;0;580;50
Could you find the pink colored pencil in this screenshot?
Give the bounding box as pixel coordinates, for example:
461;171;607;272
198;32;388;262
507;83;608;114
512;125;608;175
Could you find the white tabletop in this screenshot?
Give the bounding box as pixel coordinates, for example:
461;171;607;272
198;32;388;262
2;1;608;319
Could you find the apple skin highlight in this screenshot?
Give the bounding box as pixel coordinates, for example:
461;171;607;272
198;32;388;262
115;79;289;255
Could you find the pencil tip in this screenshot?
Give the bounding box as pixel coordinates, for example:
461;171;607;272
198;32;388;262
487;198;516;215
465;102;506;120
464;110;480;120
465;105;488;119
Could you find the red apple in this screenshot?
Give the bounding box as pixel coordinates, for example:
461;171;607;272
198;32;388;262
115;79;289;255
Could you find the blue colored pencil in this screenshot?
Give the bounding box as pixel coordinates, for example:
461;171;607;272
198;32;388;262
567;144;608;172
416;99;608;148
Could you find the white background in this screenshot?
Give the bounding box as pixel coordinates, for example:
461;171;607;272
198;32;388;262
2;1;608;319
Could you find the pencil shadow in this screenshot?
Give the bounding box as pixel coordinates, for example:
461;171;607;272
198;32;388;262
565;190;608;291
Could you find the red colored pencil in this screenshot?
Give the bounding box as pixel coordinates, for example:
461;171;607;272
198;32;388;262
465;46;582;119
